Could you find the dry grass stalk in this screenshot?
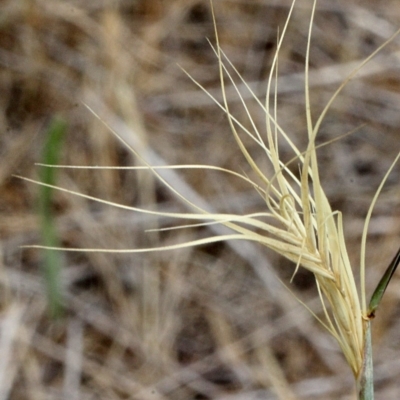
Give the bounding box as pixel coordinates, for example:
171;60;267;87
13;0;400;398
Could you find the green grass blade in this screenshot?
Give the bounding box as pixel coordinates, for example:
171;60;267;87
39;116;67;318
368;247;400;318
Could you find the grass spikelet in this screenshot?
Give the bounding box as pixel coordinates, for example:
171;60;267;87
17;0;400;397
212;0;366;377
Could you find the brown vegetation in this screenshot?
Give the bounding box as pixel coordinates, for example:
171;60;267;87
0;0;399;398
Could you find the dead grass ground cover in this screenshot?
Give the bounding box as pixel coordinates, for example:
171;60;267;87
0;0;399;399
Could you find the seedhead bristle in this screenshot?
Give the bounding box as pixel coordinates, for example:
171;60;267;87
210;0;365;375
19;0;400;386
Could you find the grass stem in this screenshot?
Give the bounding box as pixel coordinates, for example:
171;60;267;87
357;321;373;400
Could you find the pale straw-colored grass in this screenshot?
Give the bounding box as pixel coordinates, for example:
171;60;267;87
15;0;400;397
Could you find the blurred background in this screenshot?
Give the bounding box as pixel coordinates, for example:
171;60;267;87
0;0;400;399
